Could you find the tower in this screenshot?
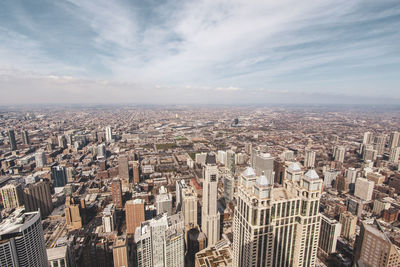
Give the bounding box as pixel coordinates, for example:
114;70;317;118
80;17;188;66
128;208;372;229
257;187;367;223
112;179;123;209
105;126;113;142
304;149;316;168
8;129;17;151
21;130;30;145
201;155;220;247
35;151;47;168
126;199;145;235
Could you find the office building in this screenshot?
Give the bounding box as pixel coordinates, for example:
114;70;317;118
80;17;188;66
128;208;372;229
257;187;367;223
346;167;358;184
319;214;341;254
304;149;316;168
23;181;53;217
112;179;123;209
363;131;373;145
373;199;391;216
389;131;399;149
354;178;374;201
102;203;116;233
363;145;377;161
354;220;400;267
58;135;67;149
201;156;220;247
113;236;132;267
156;186;172;216
324;169;339;188
182;185;198;228
21;130;30;145
226;150;236;175
135;213;184;267
389;147;400;163
346;197;364;218
118;155;130;182
52;166;67;187
254;152;274;179
66;167;75;183
35;151;47;168
366;172;385;185
105;126;113;142
126;199;145;235
0;183;24;209
217;150;227;165
0;209;48;267
47;245;75;267
339;211;357;240
133;161;140;184
232;164;322;267
97;143;106;159
374;134;386;155
223;173;234;203
333;146;345;162
8;129;17;151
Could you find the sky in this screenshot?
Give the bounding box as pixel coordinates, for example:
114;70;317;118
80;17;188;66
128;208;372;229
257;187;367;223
0;0;400;105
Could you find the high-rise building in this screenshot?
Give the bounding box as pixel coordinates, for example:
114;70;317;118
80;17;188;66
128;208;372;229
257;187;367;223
366;172;385;185
217;150;227;165
0;183;24;209
201;158;220;247
363;145;378;161
8;129;17;151
374;134;386;155
389;147;400;163
232;164;322;267
102;203;116;233
64;197;83;230
346;167;358;184
126;199;145;235
113;236;132;267
339;211;357;240
226;150;236;175
354;178;374;201
133;161;140;184
195;235;232;267
21;130;30;145
373;199;391;216
363;131;373;144
35;151;47;168
324;169;339;188
0;209;48;267
66;167;75;183
333;146;345;162
254;152;274;179
58;135;67;149
118;155;130;182
223;173;234;203
304;149;316;168
156;186;172;216
105;126;113;142
112;179;123;209
354;220;400;267
97;143;106;159
319;214;341;255
182;185;198;228
47;245;75;267
23;181;53;217
389;131;400;149
135;213;184;267
52;166;67;187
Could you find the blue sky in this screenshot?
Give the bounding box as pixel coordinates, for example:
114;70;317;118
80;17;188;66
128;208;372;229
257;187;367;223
0;0;399;104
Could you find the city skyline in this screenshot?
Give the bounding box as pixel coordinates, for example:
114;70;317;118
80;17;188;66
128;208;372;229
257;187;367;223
1;1;400;104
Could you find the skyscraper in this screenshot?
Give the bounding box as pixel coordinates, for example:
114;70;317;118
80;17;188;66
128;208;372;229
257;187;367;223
304;149;316;168
254;152;274;178
135;213;184;267
52;166;67;187
97;143;106;159
21;130;30;145
363;131;373;145
232;164;322;267
58;135;67;149
389;147;400;163
354;178;374;201
319;214;341;255
113;236;132;267
35;151;47;168
226;150;236;175
374;134;386;155
64;197;83;230
133;161;140;184
105;126;113;142
389;131;400;149
0;183;24;209
118;155;130;182
223;173;234;203
156;186;172;216
8;129;17;151
112;179;123;209
333;146;345;162
0;209;48;267
23;181;53;217
339;211;357;240
201;157;220;247
182;185;198;228
102;203;116;233
126;199;145;235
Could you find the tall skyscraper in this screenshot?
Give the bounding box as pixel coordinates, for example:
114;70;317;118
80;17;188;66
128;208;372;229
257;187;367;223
201;157;220;247
319;214;341;255
58;135;67;149
0;209;48;267
102;203;116;233
333;146;345;162
113;236;132;267
346;167;358;184
112;179;123;209
133;161;140;184
389;147;400;163
389;131;400;149
354;178;374;201
374;134;386;155
52;166;67;187
0;183;24;209
135;213;184;267
105;126;113;142
182;185;198;228
232;164;322;267
226;150;236;175
354;220;400;267
21;130;30;145
363;131;373;145
254;152;274;179
339;211;357;240
126;199;145;235
97;143;106;159
156;186;172;216
223;173;234;203
23;181;53;217
118;155;130;182
304;149;316;168
35;151;47;168
8;129;17;151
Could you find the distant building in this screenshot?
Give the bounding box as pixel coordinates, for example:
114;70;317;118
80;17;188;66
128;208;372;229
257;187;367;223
226;150;236;175
366;172;385;185
23;181;53;217
354;178;374;201
133;161;140;184
333;146;345;163
21;130;30;145
0;209;48;266
304;149;316;168
97;143;106;159
52;166;67;187
64;197;83;230
253;152;274;179
8;129;17;151
319;214;341;254
373;134;386;155
156;186;172;216
339;211;357;240
105;126;113;142
35;151;47;168
0;183;24;209
182;185;198;228
102;203;116;233
118;155;130;182
389;131;400;149
112;179;123;209
223;174;234;203
126;199;145;235
389;147;400;163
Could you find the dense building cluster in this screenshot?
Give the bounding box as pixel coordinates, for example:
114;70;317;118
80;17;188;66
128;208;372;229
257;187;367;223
0;105;400;267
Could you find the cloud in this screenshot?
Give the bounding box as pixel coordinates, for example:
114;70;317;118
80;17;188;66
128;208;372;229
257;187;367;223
215;86;241;92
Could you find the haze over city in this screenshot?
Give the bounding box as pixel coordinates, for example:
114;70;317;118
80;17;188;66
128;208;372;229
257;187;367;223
1;0;400;104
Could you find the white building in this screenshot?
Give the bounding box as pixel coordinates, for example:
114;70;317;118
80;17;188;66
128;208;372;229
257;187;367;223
156;186;173;216
354;178;374;201
102;203;116;233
